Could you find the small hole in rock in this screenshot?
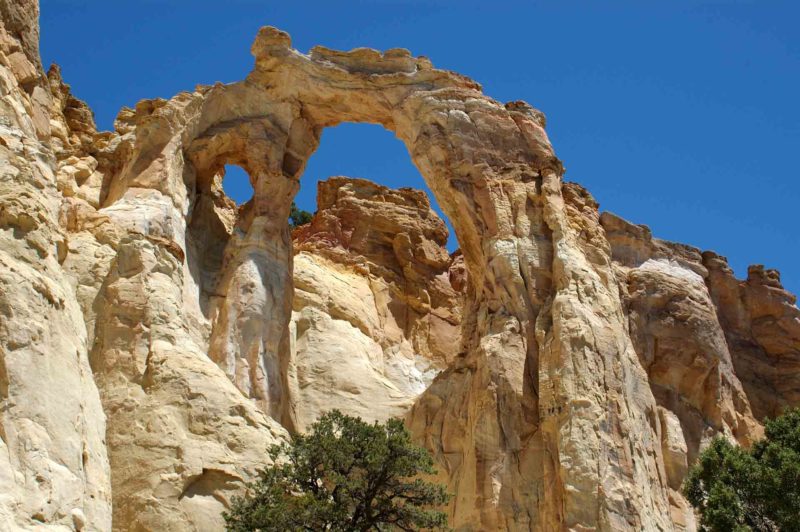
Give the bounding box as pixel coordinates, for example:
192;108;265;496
221;164;253;205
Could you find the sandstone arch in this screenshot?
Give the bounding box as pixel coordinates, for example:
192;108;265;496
4;4;794;529
97;26;677;530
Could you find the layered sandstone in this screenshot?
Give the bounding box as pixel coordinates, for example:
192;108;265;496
0;3;798;531
705;260;800;421
289;177;464;431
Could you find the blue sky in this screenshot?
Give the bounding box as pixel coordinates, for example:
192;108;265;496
40;1;799;296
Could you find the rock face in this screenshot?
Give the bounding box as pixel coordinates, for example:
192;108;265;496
289;177;464;431
1;2;288;531
0;3;798;531
0;1;111;529
704;260;800;421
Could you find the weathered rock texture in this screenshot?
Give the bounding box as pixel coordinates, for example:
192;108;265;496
1;3;798;531
289;177;464;431
0;1;111;529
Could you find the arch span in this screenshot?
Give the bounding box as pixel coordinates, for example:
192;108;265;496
97;26;675;531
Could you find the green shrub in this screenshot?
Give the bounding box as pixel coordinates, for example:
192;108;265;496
224;410;451;531
684;407;800;531
289;202;312;228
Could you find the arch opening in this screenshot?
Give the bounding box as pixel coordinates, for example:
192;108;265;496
186;160;253;321
296;122;457;252
222;164;254;205
287;122;466;431
181;114;468;431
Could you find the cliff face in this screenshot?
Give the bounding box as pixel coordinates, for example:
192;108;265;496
0;3;798;531
289;177;464;432
0;2;111;530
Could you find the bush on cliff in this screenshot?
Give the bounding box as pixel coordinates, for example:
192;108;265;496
289;202;313;228
223;410;450;531
684;407;800;532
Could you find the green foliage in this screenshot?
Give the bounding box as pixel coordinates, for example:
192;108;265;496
683;407;800;532
223;410;451;531
289;202;313;228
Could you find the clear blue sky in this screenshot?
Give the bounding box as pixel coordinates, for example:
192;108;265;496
40;1;799;296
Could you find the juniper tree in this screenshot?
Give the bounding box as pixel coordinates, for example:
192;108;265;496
684;407;800;532
224;410;450;531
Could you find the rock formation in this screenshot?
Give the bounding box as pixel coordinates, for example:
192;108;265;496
0;2;111;530
288;177;464;431
0;2;798;530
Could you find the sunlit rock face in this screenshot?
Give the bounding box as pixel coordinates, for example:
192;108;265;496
288;177;465;432
0;2;798;530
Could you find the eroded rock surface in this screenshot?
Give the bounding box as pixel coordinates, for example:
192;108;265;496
0;3;798;531
289;177;464;431
0;1;111;529
705;259;800;421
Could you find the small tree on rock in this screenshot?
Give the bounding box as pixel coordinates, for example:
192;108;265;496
683;407;800;532
289;202;313;228
224;410;451;531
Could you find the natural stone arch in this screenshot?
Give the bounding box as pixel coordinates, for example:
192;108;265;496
8;3;791;530
98;25;677;531
237;29;568;530
185;114;318;423
174;28;560;442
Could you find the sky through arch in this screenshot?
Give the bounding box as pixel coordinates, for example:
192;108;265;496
222;165;254;205
301;124;456;251
221;124;457;250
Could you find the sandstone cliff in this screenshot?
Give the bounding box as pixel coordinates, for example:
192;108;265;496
0;2;798;531
289;177;464;432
